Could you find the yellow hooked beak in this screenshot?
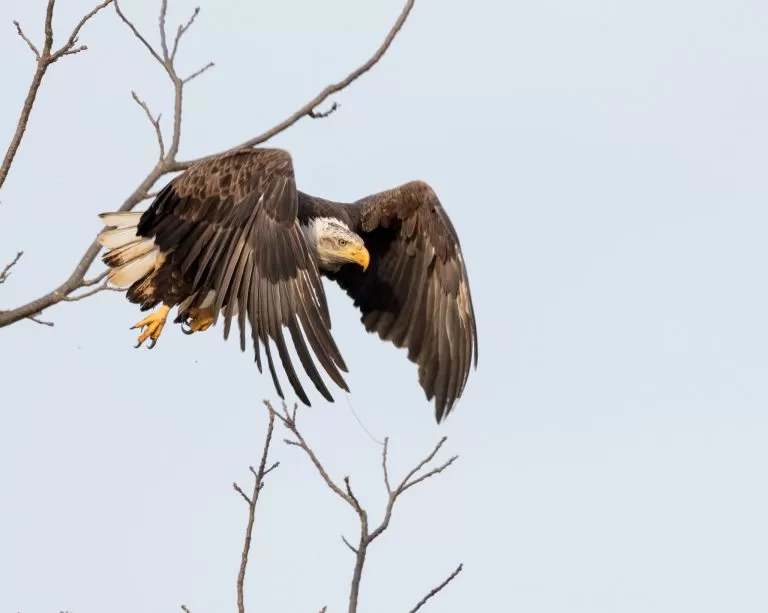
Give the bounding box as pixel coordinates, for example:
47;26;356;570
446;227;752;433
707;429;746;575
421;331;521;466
343;244;370;271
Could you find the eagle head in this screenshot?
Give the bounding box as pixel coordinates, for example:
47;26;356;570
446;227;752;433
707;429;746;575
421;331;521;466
304;216;370;272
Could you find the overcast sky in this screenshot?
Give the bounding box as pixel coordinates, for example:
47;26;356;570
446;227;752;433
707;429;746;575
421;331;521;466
3;0;768;611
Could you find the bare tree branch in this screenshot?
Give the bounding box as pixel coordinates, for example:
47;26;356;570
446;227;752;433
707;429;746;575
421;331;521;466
234;409;279;613
267;401;460;613
1;0;417;330
1;0;113;192
407;564;464;613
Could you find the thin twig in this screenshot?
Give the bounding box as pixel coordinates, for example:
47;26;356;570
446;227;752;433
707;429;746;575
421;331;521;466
63;279;121;302
131;91;165;160
113;0;165;69
407;564;464;613
29;314;54;327
341;535;358;554
158;0;171;62
183;61;215;84
171;7;201;61
13;21;40;60
0;252;23;284
381;437;392;494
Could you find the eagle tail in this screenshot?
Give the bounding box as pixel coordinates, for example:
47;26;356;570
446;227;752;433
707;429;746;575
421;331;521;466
97;211;163;289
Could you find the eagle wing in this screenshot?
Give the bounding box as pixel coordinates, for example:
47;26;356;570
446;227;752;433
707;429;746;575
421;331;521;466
328;180;478;422
137;148;349;405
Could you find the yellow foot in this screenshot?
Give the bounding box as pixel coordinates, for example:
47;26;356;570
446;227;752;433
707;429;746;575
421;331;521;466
131;304;171;349
181;306;215;335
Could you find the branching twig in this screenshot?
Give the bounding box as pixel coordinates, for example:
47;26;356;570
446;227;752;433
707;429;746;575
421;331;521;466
234;409;279;613
171;7;200;62
1;0;113;192
267;401;461;613
0;0;417;330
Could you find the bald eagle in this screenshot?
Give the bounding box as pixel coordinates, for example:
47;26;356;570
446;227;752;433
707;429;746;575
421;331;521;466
96;148;478;422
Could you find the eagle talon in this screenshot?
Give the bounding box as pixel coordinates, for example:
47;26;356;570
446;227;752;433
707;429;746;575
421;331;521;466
132;304;171;349
182;306;215;334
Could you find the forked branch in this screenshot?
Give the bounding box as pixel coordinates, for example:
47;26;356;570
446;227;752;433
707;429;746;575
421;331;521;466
2;0;114;192
0;0;418;330
268;401;462;613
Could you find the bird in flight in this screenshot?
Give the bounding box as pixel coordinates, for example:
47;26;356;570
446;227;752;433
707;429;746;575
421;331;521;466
97;148;478;422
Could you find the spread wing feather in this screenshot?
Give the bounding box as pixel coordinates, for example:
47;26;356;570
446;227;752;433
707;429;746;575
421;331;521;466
136;148;349;405
328;180;478;422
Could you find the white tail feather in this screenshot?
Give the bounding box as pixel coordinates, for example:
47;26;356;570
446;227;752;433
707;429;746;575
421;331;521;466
105;238;157;267
108;249;160;288
97;226;141;249
99;211;143;228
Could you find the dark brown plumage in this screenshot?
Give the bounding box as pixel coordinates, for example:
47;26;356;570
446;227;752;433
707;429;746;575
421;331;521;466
97;148;478;422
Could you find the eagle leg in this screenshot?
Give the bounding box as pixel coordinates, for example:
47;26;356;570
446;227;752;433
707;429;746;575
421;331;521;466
131;304;172;349
181;306;216;335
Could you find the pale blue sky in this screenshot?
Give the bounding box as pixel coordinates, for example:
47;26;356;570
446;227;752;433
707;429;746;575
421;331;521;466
3;0;768;611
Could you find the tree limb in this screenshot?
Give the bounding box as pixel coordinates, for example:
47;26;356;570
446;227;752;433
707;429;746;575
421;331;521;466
1;0;113;192
0;0;418;330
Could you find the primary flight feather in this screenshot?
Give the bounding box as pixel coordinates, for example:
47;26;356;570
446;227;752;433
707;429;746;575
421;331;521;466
97;148;478;422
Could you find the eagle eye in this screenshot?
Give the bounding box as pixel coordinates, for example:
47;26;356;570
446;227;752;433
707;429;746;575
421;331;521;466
338;238;348;247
